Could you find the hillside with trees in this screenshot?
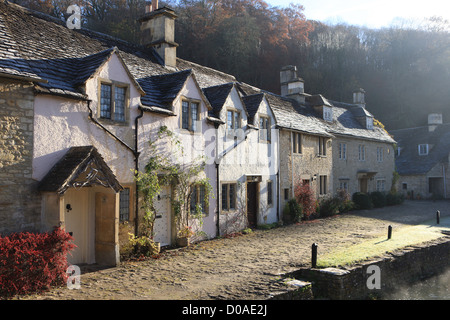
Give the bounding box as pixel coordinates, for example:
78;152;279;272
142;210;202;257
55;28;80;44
8;0;450;130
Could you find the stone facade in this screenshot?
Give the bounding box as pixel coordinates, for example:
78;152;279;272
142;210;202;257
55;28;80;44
279;128;333;211
332;137;396;196
0;78;40;234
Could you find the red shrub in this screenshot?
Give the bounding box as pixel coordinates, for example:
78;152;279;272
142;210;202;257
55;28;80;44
294;181;316;218
0;227;75;298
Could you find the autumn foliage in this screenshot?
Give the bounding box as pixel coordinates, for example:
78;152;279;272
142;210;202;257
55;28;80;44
294;181;316;218
0;227;75;298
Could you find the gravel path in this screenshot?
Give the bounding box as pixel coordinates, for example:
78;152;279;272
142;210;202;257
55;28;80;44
20;200;450;300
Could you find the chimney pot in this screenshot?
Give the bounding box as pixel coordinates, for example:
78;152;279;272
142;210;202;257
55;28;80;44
152;0;158;12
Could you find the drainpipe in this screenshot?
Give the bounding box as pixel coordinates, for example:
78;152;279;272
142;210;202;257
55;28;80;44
134;106;144;236
214;123;220;236
443;164;447;199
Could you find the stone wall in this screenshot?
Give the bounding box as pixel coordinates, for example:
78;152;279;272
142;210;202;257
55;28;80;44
0;79;40;234
332;137;395;196
279;129;333;211
293;236;450;299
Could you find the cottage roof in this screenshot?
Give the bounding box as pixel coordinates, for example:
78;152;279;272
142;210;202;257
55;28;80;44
391;123;450;175
242;93;265;125
38;146;123;194
0;0;394;143
326;100;394;143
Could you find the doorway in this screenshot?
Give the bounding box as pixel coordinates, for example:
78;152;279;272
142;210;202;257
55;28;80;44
247;182;258;228
153;186;172;246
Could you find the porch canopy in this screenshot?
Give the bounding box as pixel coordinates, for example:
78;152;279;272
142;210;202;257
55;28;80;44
38;146;123;195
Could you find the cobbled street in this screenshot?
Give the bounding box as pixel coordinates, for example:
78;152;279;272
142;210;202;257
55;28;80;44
20;200;450;300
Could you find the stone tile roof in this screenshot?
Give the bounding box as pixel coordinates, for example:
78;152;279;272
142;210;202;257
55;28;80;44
138;69;192;109
202;82;234;117
0;0;395;144
327;100;395;143
391;123;450;175
38;146;123;194
242;93;264;125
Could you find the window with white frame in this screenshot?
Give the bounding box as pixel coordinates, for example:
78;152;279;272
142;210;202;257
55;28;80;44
358;144;366;161
227;109;241;137
366;117;374;130
377;147;384;162
376;179;386;191
339;143;347;160
339;180;349;192
418;144;429;156
323;106;333;122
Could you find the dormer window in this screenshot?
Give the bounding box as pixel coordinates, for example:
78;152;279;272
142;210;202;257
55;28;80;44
366;117;374;130
259;115;271;142
418;144;429;156
99;81;128;123
182;100;200;132
323;106;333;122
226;109;241;137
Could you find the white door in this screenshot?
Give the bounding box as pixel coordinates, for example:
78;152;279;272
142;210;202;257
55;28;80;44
64;188;89;265
153;186;171;246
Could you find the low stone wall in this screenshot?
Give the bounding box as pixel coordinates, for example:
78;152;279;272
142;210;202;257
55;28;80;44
292;236;450;299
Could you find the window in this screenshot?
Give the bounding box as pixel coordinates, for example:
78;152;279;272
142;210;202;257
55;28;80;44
190;184;208;215
293;132;302;154
376;179;386;192
319;175;327;195
366;117;374;130
323;106;333;122
284;188;289;200
339;143;347;160
259;116;271;142
339;180;348;191
99;82;128;122
182;100;200;132
318;137;327;156
221;183;237;211
418;144;429;156
402;183;407;190
267;181;273;206
377;147;384;162
119;187;131;222
358;144;366;161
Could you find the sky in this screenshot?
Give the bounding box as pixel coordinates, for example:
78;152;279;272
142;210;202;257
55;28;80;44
266;0;450;29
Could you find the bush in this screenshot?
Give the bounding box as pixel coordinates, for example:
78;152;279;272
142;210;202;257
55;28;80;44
352;192;373;210
121;233;160;259
318;197;341;217
386;191;405;205
294;182;316;218
370;191;387;208
0;227;75;298
283;198;303;224
336;189;355;213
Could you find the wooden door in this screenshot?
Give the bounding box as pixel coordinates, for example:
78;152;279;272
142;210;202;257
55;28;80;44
95;192;117;265
64;189;88;265
247;182;258;228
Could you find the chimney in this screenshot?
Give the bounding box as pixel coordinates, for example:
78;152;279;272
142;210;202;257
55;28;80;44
139;1;178;68
428;113;443;132
353;88;366;108
280;65;305;104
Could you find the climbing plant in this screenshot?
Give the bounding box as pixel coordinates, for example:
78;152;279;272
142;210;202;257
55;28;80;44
134;126;213;241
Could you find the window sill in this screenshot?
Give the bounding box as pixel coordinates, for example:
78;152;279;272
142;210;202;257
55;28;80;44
98;118;129;127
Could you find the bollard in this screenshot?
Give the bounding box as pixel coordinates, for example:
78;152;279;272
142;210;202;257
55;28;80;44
388;225;392;239
311;243;318;268
437;210;440;224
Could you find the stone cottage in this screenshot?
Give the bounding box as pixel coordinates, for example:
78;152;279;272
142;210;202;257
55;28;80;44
0;1;397;266
391;114;450;199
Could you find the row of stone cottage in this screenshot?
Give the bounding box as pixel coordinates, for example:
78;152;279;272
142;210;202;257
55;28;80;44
0;1;395;265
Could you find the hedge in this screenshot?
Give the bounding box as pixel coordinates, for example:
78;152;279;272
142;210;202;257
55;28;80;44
0;227;75;298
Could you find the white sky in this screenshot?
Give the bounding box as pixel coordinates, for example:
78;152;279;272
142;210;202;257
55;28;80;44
266;0;450;29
